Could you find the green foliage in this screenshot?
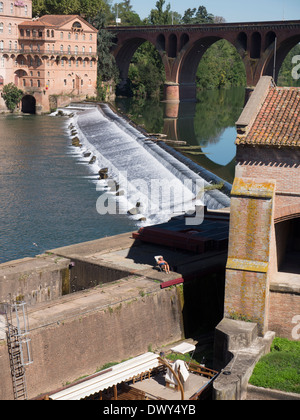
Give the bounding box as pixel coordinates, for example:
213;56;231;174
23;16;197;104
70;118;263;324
148;0;171;25
128;42;165;99
32;0;112;19
196;40;246;90
2;83;23;112
182;6;214;24
249;338;300;394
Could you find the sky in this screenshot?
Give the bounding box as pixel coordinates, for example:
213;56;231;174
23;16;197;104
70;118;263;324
127;0;300;23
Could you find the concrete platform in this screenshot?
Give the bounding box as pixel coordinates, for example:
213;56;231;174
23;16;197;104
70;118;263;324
131;371;210;400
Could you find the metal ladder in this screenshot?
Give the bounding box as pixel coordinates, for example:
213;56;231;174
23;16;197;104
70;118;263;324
1;302;33;400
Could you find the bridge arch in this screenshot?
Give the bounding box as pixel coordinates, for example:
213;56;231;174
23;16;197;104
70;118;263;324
262;34;300;82
111;22;300;101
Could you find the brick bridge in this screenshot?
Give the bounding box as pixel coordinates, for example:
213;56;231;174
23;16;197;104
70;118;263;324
108;20;300;101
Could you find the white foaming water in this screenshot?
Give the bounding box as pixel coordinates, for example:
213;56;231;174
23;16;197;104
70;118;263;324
62;103;230;226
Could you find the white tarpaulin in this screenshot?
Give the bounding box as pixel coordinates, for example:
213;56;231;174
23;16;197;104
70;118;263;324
170;342;196;355
50;352;160;400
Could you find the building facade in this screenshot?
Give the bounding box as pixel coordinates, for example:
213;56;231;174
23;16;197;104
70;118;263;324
224;76;300;339
0;0;98;113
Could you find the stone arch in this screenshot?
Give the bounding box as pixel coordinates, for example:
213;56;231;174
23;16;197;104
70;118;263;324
262;34;300;82
21;95;36;114
179;37;223;85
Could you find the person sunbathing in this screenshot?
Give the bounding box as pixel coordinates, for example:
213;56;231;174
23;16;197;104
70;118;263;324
158;257;170;274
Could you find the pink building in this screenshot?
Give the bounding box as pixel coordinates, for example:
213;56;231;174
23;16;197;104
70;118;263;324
0;1;98;113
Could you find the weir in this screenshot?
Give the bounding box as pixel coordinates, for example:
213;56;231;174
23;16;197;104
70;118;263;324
65;103;230;227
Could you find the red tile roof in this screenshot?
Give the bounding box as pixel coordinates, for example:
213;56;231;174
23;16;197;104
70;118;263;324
236;87;300;147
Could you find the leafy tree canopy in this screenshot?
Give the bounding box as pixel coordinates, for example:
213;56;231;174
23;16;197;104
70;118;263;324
2;83;23;112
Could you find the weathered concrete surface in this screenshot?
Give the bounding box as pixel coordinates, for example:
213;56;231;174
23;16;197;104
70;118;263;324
0;255;70;305
1;275;185;400
246;384;300;400
213;318;275;400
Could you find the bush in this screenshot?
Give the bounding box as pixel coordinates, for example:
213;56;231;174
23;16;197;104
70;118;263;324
2;83;23;112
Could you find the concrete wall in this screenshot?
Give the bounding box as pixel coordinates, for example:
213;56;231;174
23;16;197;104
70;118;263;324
0;283;184;400
0;255;70;306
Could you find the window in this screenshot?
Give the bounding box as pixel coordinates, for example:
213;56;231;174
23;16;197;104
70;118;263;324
23;79;26;87
10;3;13;14
8;23;11;34
89;34;92;41
60;44;63;53
68;32;71;40
9;40;12;51
82;46;85;53
60;32;63;39
67;45;71;54
0;3;3;13
75;33;78;40
75;45;78;55
0;40;3;51
25;5;28;16
89;46;92;54
51;30;54;38
0;75;3;85
37;80;40;87
0;23;3;34
47;30;50;37
26;29;30;37
14;41;17;51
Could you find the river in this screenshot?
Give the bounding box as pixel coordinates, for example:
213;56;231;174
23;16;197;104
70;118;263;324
0;87;245;264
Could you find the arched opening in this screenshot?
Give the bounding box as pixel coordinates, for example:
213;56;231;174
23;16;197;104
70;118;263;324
265;31;276;51
21;95;36;114
180;33;189;51
116;39;164;99
168;34;177;58
250;32;261;59
194;39;247;90
156;34;165;51
263;35;300;84
237;32;247;51
277;41;300;87
275;217;300;275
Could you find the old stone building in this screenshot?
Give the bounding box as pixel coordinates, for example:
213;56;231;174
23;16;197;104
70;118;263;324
0;0;98;113
224;76;300;339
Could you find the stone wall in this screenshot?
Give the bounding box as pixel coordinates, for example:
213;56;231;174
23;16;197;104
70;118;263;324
269;289;300;340
0;283;184;400
224;178;276;335
0;255;70;306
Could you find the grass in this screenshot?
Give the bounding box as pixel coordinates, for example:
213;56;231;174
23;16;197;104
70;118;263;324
249;338;300;394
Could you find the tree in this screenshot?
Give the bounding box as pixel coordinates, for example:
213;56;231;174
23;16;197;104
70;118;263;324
110;1;142;26
148;0;171;25
2;83;23;112
182;6;214;24
92;11;119;83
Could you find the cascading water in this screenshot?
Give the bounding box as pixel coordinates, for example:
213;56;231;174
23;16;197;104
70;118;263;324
61;103;230;226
